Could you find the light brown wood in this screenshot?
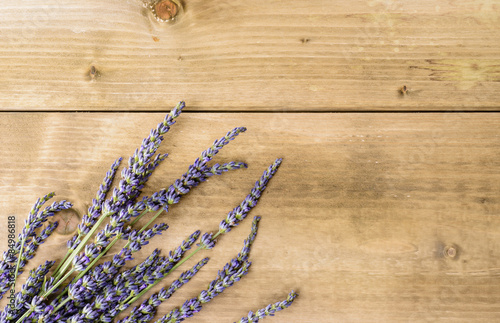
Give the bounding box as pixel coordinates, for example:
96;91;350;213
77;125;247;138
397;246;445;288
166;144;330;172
0;0;499;111
1;113;499;322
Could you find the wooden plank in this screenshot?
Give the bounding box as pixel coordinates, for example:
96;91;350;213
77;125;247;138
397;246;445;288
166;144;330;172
0;0;499;111
0;113;499;321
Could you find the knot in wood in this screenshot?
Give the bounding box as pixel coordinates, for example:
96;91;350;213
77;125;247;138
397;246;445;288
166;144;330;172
154;0;179;21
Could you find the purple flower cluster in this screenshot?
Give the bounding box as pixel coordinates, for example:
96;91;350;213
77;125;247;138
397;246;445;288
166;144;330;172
67;157;122;251
0;102;297;323
198;158;282;251
0;194;71;301
237;291;298;323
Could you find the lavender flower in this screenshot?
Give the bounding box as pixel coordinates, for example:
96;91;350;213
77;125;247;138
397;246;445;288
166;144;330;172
199;158;282;250
237;291;298;323
67;157;122;251
21;222;58;263
218;158;282;235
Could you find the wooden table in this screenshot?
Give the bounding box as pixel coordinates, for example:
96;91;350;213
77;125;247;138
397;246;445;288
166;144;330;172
0;1;499;322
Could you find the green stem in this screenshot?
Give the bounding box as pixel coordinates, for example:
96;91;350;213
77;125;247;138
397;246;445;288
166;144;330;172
130;209;149;226
138;209;163;233
53;214;109;282
11;236;26;293
52;296;72;313
51;246;73;278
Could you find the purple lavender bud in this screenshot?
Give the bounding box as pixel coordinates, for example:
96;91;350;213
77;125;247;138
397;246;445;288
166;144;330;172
218;159;282;235
205;162;248;177
69;158;122;250
72;254;90;272
236;291;298;323
198;232;215;250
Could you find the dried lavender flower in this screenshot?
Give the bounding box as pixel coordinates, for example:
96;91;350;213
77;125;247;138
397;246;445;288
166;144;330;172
67;157;122;251
199;158;282;250
237;291;298;323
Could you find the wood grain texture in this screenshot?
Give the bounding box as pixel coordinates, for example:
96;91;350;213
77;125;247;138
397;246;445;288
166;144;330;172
0;113;499;322
0;0;499;111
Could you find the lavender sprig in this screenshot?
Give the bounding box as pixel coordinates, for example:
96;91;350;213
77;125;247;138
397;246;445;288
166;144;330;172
199;158;282;250
237;291;298;323
66;157;122;252
19;222;59;266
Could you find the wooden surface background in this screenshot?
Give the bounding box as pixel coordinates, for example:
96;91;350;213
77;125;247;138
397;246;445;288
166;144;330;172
0;1;499;322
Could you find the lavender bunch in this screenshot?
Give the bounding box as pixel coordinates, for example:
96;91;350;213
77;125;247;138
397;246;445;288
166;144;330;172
64;127;247;284
0;102;298;323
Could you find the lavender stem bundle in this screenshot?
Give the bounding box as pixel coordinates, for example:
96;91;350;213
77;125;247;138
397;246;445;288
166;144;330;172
0;102;297;323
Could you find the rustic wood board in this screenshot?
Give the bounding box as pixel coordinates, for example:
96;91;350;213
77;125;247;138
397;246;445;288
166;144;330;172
0;0;499;111
0;113;499;322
